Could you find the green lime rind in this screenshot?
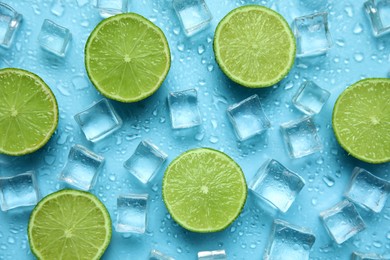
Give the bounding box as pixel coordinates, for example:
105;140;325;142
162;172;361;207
162;148;247;233
28;189;112;260
0;68;58;156
213;5;296;88
332;78;390;164
85;13;171;103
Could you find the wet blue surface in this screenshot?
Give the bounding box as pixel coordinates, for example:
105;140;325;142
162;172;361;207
0;0;390;259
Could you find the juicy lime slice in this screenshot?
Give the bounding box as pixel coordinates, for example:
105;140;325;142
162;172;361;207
332;78;390;164
213;5;296;88
85;13;171;103
0;68;58;156
28;189;112;260
162;148;247;233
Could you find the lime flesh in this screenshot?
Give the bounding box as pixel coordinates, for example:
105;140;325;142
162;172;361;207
332;78;390;164
85;13;171;103
0;68;58;156
28;189;112;260
162;148;247;233
213;5;296;88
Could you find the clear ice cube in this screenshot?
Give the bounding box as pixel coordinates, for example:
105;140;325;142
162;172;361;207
280;116;322;158
197;250;227;260
227;94;271;141
365;0;390;37
116;194;148;233
0;2;22;48
352;252;388;260
149;249;175;260
264;219;316;260
292;81;330;115
71;75;90;90
97;0;128;18
60;144;105;191
173;0;212;36
345;167;390;213
123;140;167;184
168;89;202;129
320;200;366;244
50;0;65;17
74;99;122;142
38;19;71;57
0;171;40;211
293;12;332;57
249;159;305;213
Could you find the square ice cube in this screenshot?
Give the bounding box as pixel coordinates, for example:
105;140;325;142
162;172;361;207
173;0;212;36
293;12;332;57
345;167;390;213
365;0;390;37
0;171;40;211
74;99;122;142
352;252;387;260
124;140;167;184
97;0;128;18
264;219;316;260
60;145;105;191
227;94;271;141
292;81;330;115
0;2;22;48
280;116;322;158
197;250;226;260
116;194;148;233
249;159;305;213
320;200;366;244
50;0;65;17
38;19;71;57
168;89;202;129
149;249;175;260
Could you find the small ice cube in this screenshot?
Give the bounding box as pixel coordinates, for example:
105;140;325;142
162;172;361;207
293;12;332;57
345;167;390;213
116;194;148;233
38;19;71;57
292;81;330;115
364;0;390;37
352;252;388;260
197;250;227;260
0;2;22;48
227;94;271;141
123;140;167;184
74;99;122;142
173;0;212;36
0;171;40;211
320;200;366;244
60;144;105;191
168;89;202;129
97;0;128;18
149;249;175;260
249;159;305;213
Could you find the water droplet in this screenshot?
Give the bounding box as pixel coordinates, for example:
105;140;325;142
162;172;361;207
209;136;218;144
353;23;363;34
177;43;184;52
336;39;345;47
311;198;317;205
373;241;382;248
354;53;364;62
284;81;294;90
195;132;205;141
177;247;182;253
126;134;141;141
344;6;353;17
230;226;236;233
322;176;335;187
316;157;324;165
211;119;217;129
152;184;158;192
51;0;65;16
173;27;180;35
207;64;214;72
7;237;15;244
109;175;116;181
197;45;205;54
44;155;56;165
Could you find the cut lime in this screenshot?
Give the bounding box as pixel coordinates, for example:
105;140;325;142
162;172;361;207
85;13;171;103
332;78;390;164
213;5;296;88
162;148;247;233
28;189;112;260
0;68;58;156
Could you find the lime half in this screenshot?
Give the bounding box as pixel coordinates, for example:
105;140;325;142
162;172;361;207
162;148;247;233
332;78;390;164
28;189;112;260
85;13;171;103
214;5;296;88
0;68;58;156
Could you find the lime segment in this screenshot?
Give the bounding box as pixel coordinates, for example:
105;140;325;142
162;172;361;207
28;189;112;260
162;148;247;233
85;13;171;103
332;78;390;164
0;68;58;156
213;5;296;88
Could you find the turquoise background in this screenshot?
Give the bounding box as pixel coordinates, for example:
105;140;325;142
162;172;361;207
0;0;390;259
